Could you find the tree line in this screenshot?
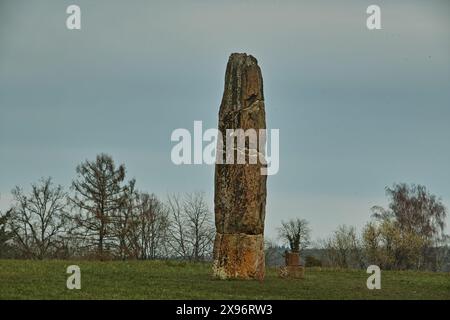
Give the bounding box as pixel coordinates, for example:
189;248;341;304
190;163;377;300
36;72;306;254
0;154;214;261
268;184;449;272
1;154;448;271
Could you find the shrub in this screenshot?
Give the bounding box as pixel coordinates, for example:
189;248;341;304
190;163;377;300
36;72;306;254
305;255;322;267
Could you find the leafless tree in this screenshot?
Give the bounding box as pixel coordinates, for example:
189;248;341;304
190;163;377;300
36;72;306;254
166;193;214;261
362;217;428;270
264;238;282;267
278;218;311;252
374;184;447;241
183;192;215;261
371;183;448;270
8;178;68;259
70;154;127;259
322;225;364;269
166;194;188;259
128;192;169;259
0;209;13;258
111;179;137;260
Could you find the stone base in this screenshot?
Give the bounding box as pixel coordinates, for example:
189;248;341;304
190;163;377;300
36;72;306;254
212;233;265;280
285;252;300;266
278;266;305;279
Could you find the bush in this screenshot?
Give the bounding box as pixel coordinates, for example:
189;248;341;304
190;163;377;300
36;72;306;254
305;255;322;267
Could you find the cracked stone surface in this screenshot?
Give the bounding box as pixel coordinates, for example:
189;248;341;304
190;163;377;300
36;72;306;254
212;53;267;280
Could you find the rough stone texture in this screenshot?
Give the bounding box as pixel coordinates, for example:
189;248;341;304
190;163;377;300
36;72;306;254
285;252;301;266
213;53;267;280
212;233;264;279
280;252;304;279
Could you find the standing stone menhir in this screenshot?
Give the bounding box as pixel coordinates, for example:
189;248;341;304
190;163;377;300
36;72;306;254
212;53;267;280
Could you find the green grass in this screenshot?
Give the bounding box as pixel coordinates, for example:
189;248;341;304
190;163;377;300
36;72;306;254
0;259;449;299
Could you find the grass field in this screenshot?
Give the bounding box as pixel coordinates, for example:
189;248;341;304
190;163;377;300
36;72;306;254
0;259;449;299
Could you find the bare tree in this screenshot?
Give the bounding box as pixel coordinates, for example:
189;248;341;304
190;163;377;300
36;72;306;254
362;217;428;270
166;193;214;261
264;238;282;267
371;184;448;270
278;218;311;252
375;184;447;241
128;192;169;260
322;225;364;269
0;209;13;258
70;154;127;259
166;194;189;259
111;179;137;260
8;178;68;259
183;192;215;261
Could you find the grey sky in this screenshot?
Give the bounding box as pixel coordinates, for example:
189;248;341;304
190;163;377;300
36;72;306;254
1;0;449;241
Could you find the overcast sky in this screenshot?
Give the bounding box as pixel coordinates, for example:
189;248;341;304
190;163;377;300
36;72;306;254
1;0;449;241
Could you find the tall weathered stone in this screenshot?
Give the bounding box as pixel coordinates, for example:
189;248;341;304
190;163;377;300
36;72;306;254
212;53;267;280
